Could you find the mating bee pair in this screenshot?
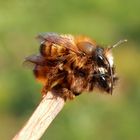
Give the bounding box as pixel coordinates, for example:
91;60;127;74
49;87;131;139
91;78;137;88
25;33;126;100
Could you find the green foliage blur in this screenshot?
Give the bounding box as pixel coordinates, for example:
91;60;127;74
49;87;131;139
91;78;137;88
0;0;140;139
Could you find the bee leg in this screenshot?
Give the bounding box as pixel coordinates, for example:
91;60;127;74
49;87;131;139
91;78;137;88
41;86;57;100
61;88;75;101
51;87;75;101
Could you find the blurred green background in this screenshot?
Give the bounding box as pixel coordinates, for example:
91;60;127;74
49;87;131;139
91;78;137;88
0;0;140;140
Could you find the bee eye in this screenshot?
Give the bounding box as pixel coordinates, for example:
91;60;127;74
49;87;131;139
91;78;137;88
98;55;103;61
96;55;106;67
99;75;108;89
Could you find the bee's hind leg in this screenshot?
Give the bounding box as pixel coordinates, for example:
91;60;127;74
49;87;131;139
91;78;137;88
52;86;75;101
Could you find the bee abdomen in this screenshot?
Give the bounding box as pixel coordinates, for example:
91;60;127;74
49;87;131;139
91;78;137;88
40;42;67;57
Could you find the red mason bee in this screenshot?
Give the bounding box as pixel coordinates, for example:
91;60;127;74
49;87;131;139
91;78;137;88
25;33;127;100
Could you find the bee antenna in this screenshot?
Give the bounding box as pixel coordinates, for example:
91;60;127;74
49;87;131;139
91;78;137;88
109;39;127;50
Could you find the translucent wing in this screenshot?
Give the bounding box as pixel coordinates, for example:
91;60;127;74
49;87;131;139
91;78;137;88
24;54;47;66
24;54;65;68
23;54;40;69
37;32;82;55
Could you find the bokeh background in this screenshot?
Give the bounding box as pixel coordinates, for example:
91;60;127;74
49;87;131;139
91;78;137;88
0;0;140;140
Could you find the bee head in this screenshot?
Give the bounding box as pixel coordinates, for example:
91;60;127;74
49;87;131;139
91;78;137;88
94;39;127;68
94;47;110;68
93;39;127;94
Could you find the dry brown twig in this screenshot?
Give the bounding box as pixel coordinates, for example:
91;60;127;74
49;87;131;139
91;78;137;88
13;91;65;140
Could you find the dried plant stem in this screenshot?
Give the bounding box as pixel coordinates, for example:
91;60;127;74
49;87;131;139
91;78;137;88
13;91;65;140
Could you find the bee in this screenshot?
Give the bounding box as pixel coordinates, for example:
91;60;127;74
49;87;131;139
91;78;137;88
25;33;127;100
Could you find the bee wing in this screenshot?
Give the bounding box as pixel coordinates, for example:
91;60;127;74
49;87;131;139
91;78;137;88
24;54;64;68
23;54;51;70
23;59;36;70
37;32;82;55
